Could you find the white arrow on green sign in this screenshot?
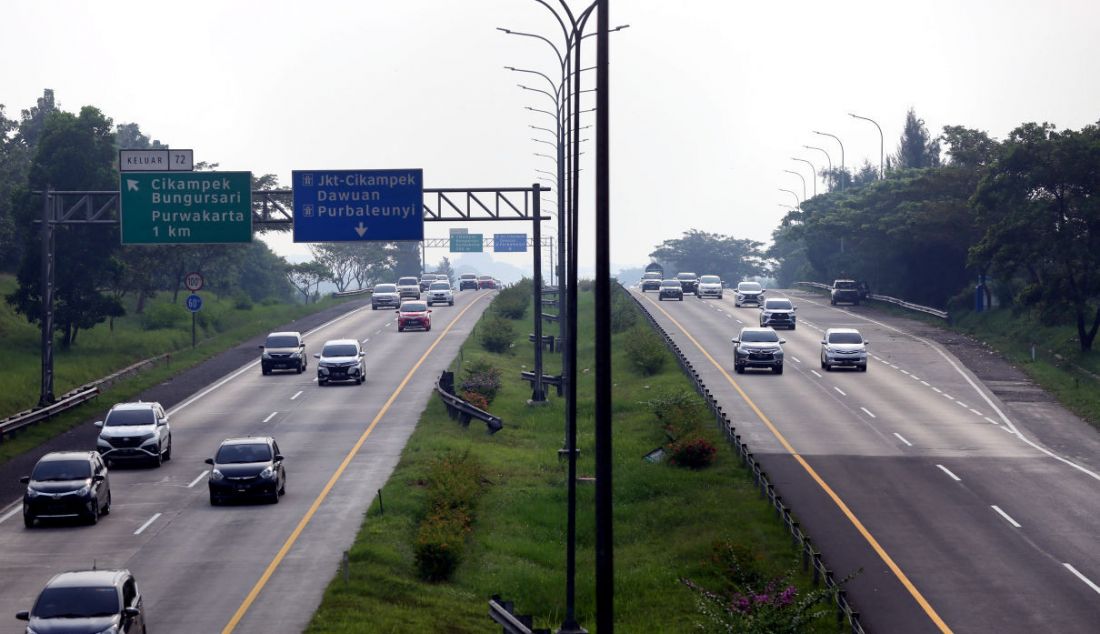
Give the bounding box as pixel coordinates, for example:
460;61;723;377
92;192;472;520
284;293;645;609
119;171;252;244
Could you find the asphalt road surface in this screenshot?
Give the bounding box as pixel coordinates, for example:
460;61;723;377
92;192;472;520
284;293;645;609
0;289;493;633
633;287;1100;634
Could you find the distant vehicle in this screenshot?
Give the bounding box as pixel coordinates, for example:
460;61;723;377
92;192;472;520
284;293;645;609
314;339;366;385
658;279;684;301
458;273;479;291
759;298;796;330
640;271;662;292
16;569;145;633
831;279;861;306
397;276;421;300
206;436;285;505
478;275;497;290
734;281;765;307
94;402;172;468
820;328;868;371
731;327;785;374
676;272;699;294
260;331;306;374
696;275;723;299
372;283;401;310
644;261;665;278
427;281;454;306
22;451;111;527
419;273;438;292
397;301;432;332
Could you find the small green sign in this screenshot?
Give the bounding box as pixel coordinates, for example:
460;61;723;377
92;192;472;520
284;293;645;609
450;233;484;253
120;171;252;244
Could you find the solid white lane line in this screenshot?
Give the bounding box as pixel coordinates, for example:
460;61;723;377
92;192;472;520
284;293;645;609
894;433;913;447
361;338;369;344
861;407;876;418
834;387;847;396
187;471;209;488
262;412;277;423
992;505;1021;528
791;356;801;363
985;417;1000;425
736;319;743;324
969;408;983;416
810;370;822;378
890;365;899;369
936;465;962;482
290;391;303;400
134;513;163;535
0;505;20;525
910;375;921;381
931;387;943;393
1063;563;1100;596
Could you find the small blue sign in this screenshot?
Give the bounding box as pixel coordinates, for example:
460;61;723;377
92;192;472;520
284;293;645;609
185;293;203;312
292;169;424;242
493;233;528;252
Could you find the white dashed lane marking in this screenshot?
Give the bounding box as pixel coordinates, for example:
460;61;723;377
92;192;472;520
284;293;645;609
861;407;876;418
1064;564;1100;596
187;471;209;488
834;387;847;396
262;412;277;423
791;356;801;364
810;370;823;378
290;391;302;400
937;465;962;482
134;513;163;536
894;432;913;447
992;505;1021;528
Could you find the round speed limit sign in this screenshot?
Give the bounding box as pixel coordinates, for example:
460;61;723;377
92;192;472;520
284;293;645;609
184;272;204;292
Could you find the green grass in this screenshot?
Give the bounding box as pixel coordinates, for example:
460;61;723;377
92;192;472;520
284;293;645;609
307;290;833;633
0;274;358;465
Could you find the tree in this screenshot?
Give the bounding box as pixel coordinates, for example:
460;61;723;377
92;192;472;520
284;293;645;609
310;244;357;292
115;122;166;150
434;256;456;285
286;261;331;303
650;230;766;282
941;125;998;168
894;108;942;170
971;121;1100;351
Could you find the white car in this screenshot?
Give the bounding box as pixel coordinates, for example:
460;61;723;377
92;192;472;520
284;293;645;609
426;281;455;306
696;275;723;299
734;281;765;307
759;298;796;330
314;339;366;385
820;328;868;371
94;401;173;467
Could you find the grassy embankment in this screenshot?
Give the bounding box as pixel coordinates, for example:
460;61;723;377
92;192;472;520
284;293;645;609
307;287;838;632
0;274;358;465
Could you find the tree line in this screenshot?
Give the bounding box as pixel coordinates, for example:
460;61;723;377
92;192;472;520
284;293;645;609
0;89;423;348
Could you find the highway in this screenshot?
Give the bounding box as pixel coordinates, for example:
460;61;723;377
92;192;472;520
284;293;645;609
633;287;1100;634
0;290;493;634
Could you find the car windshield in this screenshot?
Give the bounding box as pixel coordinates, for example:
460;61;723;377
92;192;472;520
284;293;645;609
33;586;119;619
374;284;396;293
478;275;491;280
660;280;680;287
322;344;359;357
265;335;299;348
828;332;864;344
430;282;450;290
104;408;155;427
765;300;793;310
741;330;780;343
738;282;762;292
398;277;418;285
216;443;272;464
32;459;92;481
402;303;428;312
460;274;476;279
700;275;721;283
835;281;857;289
676;273;696;280
643;272;661;279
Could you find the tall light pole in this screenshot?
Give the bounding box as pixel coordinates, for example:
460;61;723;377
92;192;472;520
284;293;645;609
849;112;884;179
779;187;800;209
790;158;817;198
812;130;845;189
783;169;807;201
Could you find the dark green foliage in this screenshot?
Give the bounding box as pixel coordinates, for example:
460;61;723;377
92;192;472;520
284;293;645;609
460;358;503;402
139;302;186;330
668;437;717;470
479;315;514;353
413;452;485;582
893;107;942;170
650;229;766;283
624;324;667;376
647;391;707;440
492;278;532;320
610;284;638;333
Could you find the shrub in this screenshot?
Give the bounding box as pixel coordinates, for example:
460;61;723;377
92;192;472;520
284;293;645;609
414;509;470;582
461;359;503;402
480;315;515;353
647;391;706;440
610;287;638;333
233;292;254;310
462;391;490;411
492;279;532;320
624;324;666;375
668;436;717;469
579;278;594;292
413;452;485;582
141;302;186;330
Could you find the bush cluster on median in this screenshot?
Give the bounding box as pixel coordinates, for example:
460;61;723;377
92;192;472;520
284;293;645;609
413;451;486;582
491;278;532;320
479;315;515;353
610;284;638;333
648;391;717;469
624;324;667;376
460;358;503;403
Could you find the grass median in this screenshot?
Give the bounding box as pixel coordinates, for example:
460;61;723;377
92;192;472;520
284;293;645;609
307;285;838;632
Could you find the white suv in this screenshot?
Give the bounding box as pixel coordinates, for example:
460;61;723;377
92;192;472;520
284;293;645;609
820;328;869;371
734;281;765;307
95;402;173;467
315;339;366;385
396;276;421;300
426;281;454;306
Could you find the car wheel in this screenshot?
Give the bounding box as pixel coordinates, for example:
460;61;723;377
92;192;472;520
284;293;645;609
719;293;723;299
822;360;831;371
658;297;663;301
679;296;684;301
210;495;220;506
262;366;270;375
859;364;868;372
23;511;34;528
426;325;432;331
87;500;100;525
269;488;280;504
318;379;328;386
790;325;796;330
372;305;378;310
296;362;304;374
773;364;783;375
398;325;404;332
449;301;454;306
102;491;112;515
279;475;286;496
151;448;163;468
164;437;172;461
735;364;745;374
830;299;836;305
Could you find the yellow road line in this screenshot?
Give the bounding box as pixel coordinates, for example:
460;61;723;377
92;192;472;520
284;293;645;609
222;293;488;633
641;293;952;634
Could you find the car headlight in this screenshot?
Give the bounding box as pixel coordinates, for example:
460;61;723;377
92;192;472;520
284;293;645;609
288;352;301;358
93;625;120;634
262;352;272;359
25;486;41;498
210;469;224;481
76;479;93;496
96;437;112;448
735;348;749;356
318;366;330;374
260;466;277;480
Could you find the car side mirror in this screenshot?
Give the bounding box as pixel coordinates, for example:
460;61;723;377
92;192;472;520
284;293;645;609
428;309;433;313
157;419;167;426
731;338;739;343
258;345;265;350
395;309;401;312
779;339;787;344
94;420;104;428
864;341;870;345
820;340;827;345
16;611;29;621
274;454;284;462
93;474;106;483
124;607;140;618
313;353;321;359
359;351;365;357
204;458;214;465
19;476;30;484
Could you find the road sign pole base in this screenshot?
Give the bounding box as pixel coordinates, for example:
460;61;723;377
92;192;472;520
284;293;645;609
556;620;587;634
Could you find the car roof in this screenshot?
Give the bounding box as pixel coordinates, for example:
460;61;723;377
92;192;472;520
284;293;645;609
321;338;360;346
267;331;301;339
108;401;160;411
739;327;775;334
460;273;476;277
676;272;696;276
45;569;128;588
219;436;274;447
400;301;427;308
765;297;791;302
38;451;96;463
825;327;862;335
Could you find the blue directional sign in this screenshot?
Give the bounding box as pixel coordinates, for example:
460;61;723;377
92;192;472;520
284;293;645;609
185;293;203;312
292;169;424;242
493;233;528;252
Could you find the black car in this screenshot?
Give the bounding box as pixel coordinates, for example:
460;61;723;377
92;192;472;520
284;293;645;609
676;272;699;294
658;279;684;301
640;272;662;292
458;274;479;291
22;451;111;527
17;569;145;634
207;436;286;505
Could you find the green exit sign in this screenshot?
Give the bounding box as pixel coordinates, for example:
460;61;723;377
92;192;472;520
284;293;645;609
120;172;252;244
450;233;483;253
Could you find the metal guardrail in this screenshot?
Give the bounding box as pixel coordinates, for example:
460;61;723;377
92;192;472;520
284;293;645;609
519;371;563;397
541;312;559;323
332;287;373;298
528;333;556;351
489;595;549;634
794;282;948;320
436;371;503;434
0;386;100;442
627;287;865;634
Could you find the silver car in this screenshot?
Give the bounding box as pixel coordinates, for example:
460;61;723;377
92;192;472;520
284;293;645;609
734;281;765;307
696;274;724;299
95;401;173;467
426;281;454;306
820;328;868;371
315;339;366;385
732;327;785;374
372;283;401;310
759;298;796;330
396;276;421;300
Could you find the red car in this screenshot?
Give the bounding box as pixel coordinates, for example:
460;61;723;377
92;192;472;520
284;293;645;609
397;301;432;332
478;275;497;290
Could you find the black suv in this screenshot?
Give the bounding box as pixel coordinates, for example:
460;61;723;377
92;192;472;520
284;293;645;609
831;279;861;305
206;436;286;505
22;451;111;527
17;569;145;634
676;272;699;294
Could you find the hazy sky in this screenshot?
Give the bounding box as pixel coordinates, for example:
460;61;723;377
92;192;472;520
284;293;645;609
3;0;1099;275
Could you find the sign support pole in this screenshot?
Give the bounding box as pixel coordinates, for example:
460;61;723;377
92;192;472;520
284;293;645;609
191;313;196;349
531;183;546;402
38;188;56;406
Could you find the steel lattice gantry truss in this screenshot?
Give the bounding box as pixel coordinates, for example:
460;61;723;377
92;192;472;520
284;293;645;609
41;187;549;228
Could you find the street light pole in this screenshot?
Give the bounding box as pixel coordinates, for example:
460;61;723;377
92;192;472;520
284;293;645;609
849;112;884;179
779;187;801;210
783;169;807;201
812;130;845;189
790;157;817;197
